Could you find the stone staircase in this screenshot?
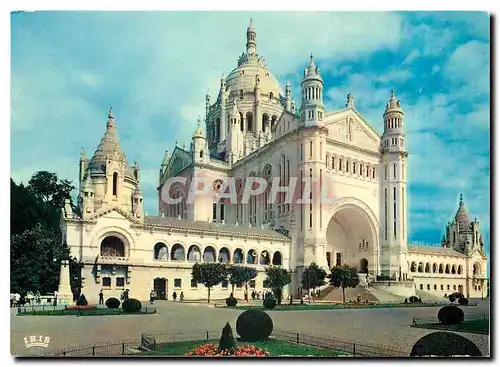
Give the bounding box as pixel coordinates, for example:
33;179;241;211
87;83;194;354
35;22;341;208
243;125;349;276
318;285;379;303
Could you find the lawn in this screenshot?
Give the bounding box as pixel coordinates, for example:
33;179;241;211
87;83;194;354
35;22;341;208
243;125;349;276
142;338;348;357
17;307;155;316
219;302;446;311
411;318;489;335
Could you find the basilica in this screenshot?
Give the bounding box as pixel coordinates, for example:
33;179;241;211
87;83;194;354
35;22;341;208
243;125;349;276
62;20;488;303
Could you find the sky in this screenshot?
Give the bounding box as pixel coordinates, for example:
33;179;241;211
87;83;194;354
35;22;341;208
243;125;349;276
11;11;490;259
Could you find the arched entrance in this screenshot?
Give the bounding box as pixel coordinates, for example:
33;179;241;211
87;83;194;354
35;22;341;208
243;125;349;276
326;203;377;275
360;258;368;274
154;278;168;300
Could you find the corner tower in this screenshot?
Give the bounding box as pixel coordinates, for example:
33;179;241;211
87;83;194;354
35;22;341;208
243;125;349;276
299;54;325;127
380;91;408;280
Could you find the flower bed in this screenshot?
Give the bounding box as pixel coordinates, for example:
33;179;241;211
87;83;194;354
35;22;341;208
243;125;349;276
65;305;97;310
186;343;269;357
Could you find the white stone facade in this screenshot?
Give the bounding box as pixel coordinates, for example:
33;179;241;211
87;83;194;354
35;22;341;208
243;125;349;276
63;20;487;303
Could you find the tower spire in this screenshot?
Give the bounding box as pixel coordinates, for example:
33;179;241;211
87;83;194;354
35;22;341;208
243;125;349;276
246;18;257;55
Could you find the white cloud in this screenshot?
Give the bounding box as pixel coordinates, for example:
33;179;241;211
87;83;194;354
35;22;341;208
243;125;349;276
403;49;420;64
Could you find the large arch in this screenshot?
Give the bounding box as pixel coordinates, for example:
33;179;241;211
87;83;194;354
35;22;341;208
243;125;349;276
154;242;168;260
101;236;125;257
432;263;437;273
325;199;379;276
425;263;431;273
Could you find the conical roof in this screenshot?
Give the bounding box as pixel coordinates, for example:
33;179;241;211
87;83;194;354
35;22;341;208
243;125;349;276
384;90;403;114
88;108;134;179
455;193;471;231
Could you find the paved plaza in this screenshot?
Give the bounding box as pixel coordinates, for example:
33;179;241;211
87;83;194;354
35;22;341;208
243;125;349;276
11;299;490;356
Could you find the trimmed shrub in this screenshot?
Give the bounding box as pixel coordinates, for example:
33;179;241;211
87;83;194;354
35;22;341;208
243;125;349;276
122;298;142;313
105;297;120;309
263;297;277;310
226;296;237;307
408;296;419;303
218;322;237;353
437;305;464;325
458;297;469;306
410;331;482;356
236;309;273;341
76;294;88;306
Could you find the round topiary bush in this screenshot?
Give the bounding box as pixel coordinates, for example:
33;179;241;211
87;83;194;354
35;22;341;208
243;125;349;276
409;296;419;303
449;295;456;303
122;298;142;313
226;296;238;307
236;309;273;341
263;297;277;310
76;294;88;306
410;331;482;356
458;297;469;306
437;305;464;325
105;297;120;309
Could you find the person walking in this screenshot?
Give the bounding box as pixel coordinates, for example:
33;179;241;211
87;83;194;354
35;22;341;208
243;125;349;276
149;289;156;304
98;290;104;305
244;290;248;302
173;291;177;302
120;289;125;301
180;291;184;302
124;289;130;301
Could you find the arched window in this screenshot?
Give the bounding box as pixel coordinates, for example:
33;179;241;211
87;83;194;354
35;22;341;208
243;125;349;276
262;113;270;133
473;263;481;276
199;150;203;158
360;258;368;273
432;263;437;273
187;245;201;262
112;172;118;196
269;92;274;100
203;246;216;262
451;265;456;274
410;262;417;272
246;112;253;132
445;264;450;274
170;244;185;261
272;252;282;265
246;249;257;264
154;242;168;260
233;249;244;264
439;264;444;273
259;250;270;265
271;115;277;132
101;236;125;257
218;247;230;263
425;263;430;273
457;265;463;274
417;262;424;273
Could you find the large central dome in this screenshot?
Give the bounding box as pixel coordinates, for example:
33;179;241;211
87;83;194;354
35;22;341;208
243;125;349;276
224;19;283;97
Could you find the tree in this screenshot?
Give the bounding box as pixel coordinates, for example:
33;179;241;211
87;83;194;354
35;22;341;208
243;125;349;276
301;262;327;294
227;265;257;294
191;263;228;303
328;265;360;303
263;266;291;304
28;171;75;209
10;171;77;296
10;224;69;295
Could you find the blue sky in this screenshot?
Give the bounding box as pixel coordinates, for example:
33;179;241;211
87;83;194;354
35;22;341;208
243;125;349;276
11;11;490;258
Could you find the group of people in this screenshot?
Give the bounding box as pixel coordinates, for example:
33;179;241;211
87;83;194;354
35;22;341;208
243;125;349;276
148;290;184;304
